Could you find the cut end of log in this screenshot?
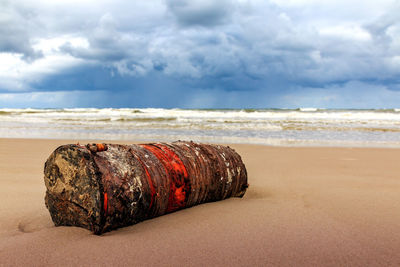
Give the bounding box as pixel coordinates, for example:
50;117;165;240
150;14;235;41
44;145;103;233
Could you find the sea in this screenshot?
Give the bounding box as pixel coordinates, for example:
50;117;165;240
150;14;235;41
1;108;400;147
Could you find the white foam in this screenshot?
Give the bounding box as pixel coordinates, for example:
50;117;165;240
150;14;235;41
299;107;318;112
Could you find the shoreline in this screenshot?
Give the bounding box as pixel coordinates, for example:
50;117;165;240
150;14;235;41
2;137;400;149
1;138;400;265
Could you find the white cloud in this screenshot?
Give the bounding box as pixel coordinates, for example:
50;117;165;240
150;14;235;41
0;51;86;91
32;36;89;54
318;25;371;41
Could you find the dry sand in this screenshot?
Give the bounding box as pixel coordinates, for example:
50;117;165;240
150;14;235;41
1;138;400;266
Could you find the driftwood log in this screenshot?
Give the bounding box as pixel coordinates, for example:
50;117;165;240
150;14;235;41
44;141;248;234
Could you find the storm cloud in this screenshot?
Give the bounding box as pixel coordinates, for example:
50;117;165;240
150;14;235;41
0;0;400;108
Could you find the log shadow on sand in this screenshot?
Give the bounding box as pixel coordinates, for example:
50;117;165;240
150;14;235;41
242;186;272;200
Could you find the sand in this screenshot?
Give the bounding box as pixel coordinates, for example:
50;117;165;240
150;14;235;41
0;138;400;266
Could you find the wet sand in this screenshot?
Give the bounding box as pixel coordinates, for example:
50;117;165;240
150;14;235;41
1;138;400;266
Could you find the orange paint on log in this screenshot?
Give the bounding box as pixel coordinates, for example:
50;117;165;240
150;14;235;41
173;185;185;204
158;144;188;177
103;192;108;214
141;144;188;212
96;143;106;152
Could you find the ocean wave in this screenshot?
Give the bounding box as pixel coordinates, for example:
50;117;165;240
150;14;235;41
2;108;400;147
3;108;400;126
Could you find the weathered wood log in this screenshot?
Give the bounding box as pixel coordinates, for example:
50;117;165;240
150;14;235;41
44;141;248;234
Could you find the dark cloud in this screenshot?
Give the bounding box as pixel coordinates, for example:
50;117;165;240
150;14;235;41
0;0;42;60
166;0;234;27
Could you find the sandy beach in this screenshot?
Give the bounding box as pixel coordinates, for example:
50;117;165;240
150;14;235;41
1;138;400;266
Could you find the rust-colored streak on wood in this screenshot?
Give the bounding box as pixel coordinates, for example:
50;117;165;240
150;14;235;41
157;144;190;212
157;144;188;177
44;141;248;234
140;144;189;212
103;192;108;214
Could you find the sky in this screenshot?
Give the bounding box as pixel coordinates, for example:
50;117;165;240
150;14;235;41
0;0;399;109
